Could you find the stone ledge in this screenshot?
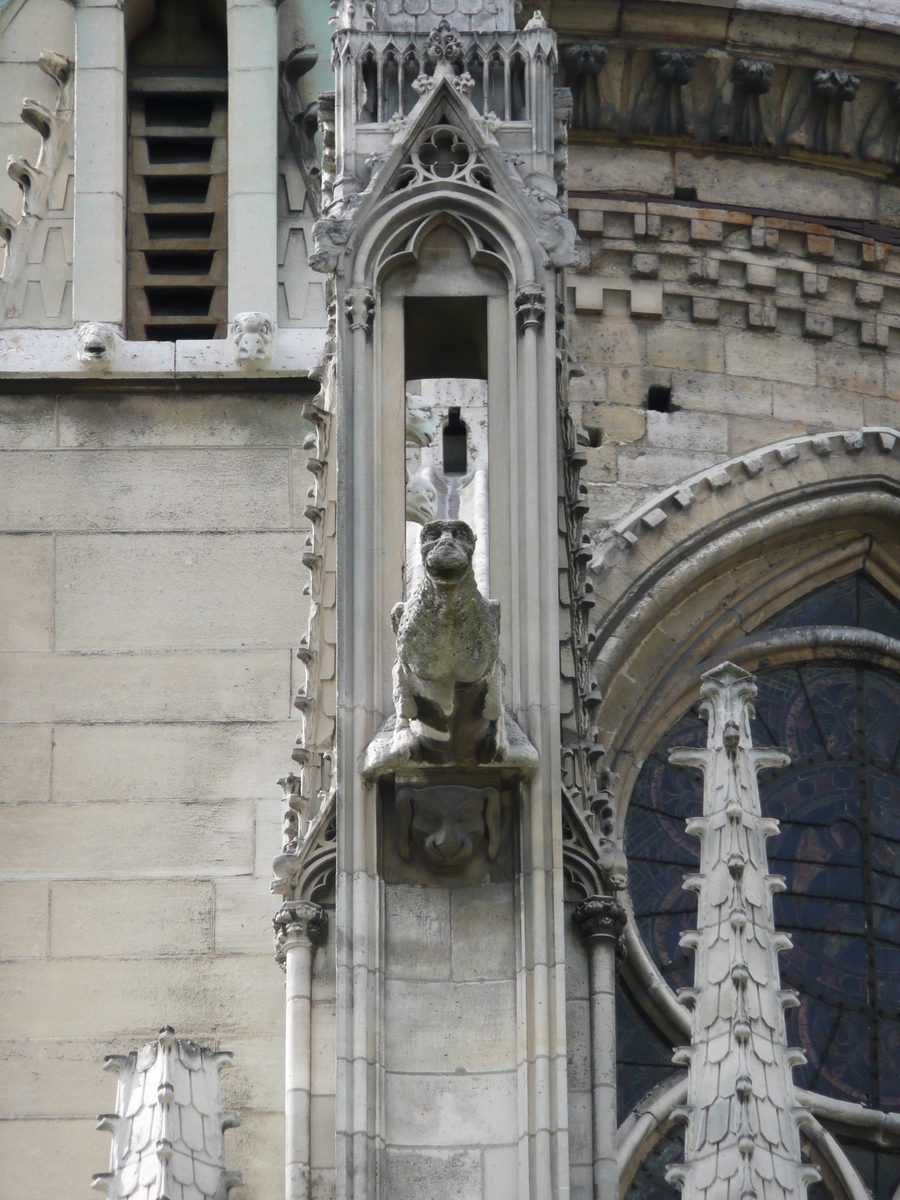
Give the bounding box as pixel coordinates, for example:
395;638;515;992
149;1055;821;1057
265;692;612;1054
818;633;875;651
0;327;327;380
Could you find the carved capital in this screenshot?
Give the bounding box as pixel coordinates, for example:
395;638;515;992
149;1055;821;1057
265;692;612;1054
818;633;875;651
344;287;374;334
273;900;327;965
516;285;546;333
652;49;696;87
573;895;627;946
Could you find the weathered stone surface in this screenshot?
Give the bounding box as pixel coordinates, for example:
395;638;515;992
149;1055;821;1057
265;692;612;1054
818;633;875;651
55;532;310;649
385;1148;482;1200
57;395;312;447
647;325;725;374
0;800;253;879
0;1117;99;1200
0;881;49;959
384;1071;518;1145
385;885;451;981
0;954;283;1038
50;880;214;958
0;650;290;722
0;449;292;531
51;722;292;802
214;877;279;956
450;884;516;981
725;331;817;384
385;979;516;1072
0;397;57;448
0;723;52;801
0;534;53;649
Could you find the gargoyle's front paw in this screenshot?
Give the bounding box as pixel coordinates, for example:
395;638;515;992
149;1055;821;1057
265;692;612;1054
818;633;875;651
492;721;509;762
392;721;418;760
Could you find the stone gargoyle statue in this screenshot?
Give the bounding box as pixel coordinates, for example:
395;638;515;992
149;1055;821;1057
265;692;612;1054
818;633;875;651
361;520;538;777
391;520;506;764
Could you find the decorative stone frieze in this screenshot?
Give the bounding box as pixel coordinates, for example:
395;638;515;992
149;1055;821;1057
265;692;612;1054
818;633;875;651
91;1027;242;1200
559;41;900;171
666;663;819;1200
589;428;900;577
0;51;74;327
570;196;898;348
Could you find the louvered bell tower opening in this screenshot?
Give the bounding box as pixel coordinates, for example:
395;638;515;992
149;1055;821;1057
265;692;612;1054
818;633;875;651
127;0;227;341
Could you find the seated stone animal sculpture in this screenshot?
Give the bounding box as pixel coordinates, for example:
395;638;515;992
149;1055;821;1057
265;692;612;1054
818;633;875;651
391;520;507;763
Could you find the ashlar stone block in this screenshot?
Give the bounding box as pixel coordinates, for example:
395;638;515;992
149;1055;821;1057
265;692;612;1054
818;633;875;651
0;723;52;801
0;534;53;649
52;722;292;803
0;881;49;959
55;532;309;649
50;879;214;959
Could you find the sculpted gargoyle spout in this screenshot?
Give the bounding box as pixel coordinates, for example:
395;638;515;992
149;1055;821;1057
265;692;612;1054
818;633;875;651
391;519;508;764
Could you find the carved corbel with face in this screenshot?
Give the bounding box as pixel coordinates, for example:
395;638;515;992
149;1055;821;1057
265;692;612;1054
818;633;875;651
396;784;501;875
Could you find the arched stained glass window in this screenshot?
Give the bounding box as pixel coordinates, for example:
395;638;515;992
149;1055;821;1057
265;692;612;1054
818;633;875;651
622;574;900;1200
627;662;900;1112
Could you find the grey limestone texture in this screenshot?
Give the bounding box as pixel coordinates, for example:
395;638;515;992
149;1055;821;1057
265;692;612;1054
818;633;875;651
0;393;313;1200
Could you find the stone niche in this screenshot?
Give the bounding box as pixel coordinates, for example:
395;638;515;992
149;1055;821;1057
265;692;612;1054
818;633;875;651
379;769;521;1193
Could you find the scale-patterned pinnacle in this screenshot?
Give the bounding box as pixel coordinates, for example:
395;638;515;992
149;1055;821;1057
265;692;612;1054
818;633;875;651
667;662;819;1200
91;1026;242;1200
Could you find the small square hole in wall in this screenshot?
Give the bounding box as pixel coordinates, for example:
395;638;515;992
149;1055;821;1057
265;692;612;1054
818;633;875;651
646;385;674;413
585;427;602;447
674;186;698;201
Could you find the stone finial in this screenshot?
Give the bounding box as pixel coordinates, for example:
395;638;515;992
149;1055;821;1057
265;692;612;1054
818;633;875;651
76;323;117;370
666;663;818;1200
91;1027;242;1200
232;312;276;365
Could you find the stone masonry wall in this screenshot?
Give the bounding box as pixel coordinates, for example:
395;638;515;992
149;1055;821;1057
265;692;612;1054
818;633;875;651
565;191;900;543
0;392;313;1199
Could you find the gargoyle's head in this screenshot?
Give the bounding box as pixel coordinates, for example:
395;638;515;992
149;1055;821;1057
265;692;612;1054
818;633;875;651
405;393;437;447
396;785;501;874
420;520;475;587
406;472;438;525
232;312;275;365
76;323;116;369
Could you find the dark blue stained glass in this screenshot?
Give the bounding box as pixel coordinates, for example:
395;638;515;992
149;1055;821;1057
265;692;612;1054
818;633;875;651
624;662;900;1116
623;1122;683;1200
616;985;681;1124
859;578;900;642
762;572;900;641
765;574;859;629
839;1140;900;1200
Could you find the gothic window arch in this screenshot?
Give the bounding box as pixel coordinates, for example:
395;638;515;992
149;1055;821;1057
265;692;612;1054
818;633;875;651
619;571;900;1200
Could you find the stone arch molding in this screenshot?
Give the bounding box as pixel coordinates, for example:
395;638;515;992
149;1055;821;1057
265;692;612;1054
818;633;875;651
582;426;900;1048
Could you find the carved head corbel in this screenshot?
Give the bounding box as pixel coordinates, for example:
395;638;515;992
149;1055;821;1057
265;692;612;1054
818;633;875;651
396;784;501;874
76;322;117;370
232;312;276;366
